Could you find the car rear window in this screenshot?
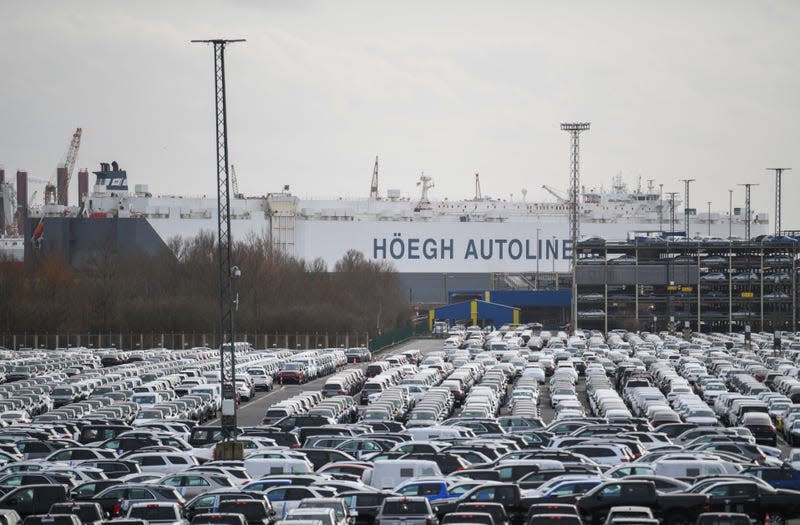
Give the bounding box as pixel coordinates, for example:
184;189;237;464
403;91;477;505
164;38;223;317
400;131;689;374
529;516;582;525
382;501;429;514
129;506;178;520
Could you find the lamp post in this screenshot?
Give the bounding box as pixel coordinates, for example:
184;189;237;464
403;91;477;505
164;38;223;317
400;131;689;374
650;304;657;333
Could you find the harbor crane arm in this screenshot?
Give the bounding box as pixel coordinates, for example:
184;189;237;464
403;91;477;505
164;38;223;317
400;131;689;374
231;164;240;198
370;156;379;200
542;184;568;203
57;128;82;205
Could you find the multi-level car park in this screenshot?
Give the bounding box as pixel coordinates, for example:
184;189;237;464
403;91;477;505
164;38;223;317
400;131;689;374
8;328;800;525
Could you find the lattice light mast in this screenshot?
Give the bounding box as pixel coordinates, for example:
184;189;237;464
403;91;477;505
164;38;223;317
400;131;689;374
680;179;695;238
192;38;245;457
560;122;590;335
767;168;791;236
666;192;679;233
739;183;758;241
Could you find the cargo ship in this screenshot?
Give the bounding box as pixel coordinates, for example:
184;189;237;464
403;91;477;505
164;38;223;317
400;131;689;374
9;162;770;302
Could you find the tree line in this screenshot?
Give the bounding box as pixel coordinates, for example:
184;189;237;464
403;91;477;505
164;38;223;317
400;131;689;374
0;233;411;336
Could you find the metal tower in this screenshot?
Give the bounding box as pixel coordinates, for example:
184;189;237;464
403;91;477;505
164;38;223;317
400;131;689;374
680;179;695;238
767;168;791;235
666;192;679;233
192;38;245;451
739;183;758;241
560;122;590;335
370;156;379;200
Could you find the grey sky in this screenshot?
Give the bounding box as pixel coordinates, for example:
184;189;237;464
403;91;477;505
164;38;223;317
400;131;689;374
2;1;799;229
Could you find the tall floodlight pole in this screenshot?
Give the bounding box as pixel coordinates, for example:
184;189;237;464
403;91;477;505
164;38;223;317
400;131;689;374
192;38;245;457
680;179;695;238
561;122;590;336
667;192;679;233
535;227;541;289
739;183;758;242
728;189;733;240
767;168;791;236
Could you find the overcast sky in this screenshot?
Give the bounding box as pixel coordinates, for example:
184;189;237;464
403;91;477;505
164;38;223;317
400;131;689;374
2;1;799;229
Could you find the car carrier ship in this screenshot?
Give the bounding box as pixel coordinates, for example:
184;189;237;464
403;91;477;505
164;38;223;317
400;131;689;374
6;162;770;302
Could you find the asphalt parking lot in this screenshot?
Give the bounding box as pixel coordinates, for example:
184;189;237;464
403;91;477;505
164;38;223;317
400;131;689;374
210;339;446;427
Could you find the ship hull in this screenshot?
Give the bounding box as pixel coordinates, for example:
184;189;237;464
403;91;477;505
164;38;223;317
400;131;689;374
26;213;768;273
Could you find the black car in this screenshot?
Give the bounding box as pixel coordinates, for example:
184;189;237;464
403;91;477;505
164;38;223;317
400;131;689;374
339;491;396;525
216;500;274;525
0;484;70;517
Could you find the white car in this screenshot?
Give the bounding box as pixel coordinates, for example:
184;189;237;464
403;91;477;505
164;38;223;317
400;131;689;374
125;452;199;474
246;367;274;391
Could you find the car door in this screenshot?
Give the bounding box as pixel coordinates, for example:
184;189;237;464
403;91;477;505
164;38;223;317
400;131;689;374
1;487;35;516
706;484;752;515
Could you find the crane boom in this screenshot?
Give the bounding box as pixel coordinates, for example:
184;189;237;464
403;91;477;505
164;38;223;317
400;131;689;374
542;184;568;203
57;128;82;206
370;156;379;200
231;164;240;198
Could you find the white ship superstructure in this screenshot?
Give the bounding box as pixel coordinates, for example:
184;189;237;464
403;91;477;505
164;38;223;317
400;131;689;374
17;165;770;273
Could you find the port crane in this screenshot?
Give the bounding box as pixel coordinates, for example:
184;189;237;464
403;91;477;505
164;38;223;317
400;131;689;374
31;128;82;245
57;128;83;206
542;184;568;203
370;156;379;200
231;164;242;199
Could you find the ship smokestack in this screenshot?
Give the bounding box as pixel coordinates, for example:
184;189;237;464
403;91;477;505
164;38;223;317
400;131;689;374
16;170;27;235
78;169;88;206
0;166;5;185
57;165;68;206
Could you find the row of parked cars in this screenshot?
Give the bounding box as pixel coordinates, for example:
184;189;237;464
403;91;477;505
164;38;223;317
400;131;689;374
8;326;800;525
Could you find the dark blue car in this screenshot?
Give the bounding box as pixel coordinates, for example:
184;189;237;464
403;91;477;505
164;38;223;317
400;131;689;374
741;466;800;490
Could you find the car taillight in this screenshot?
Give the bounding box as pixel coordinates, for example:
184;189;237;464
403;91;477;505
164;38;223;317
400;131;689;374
112;503;121;516
375;520;380;525
425;519;432;525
